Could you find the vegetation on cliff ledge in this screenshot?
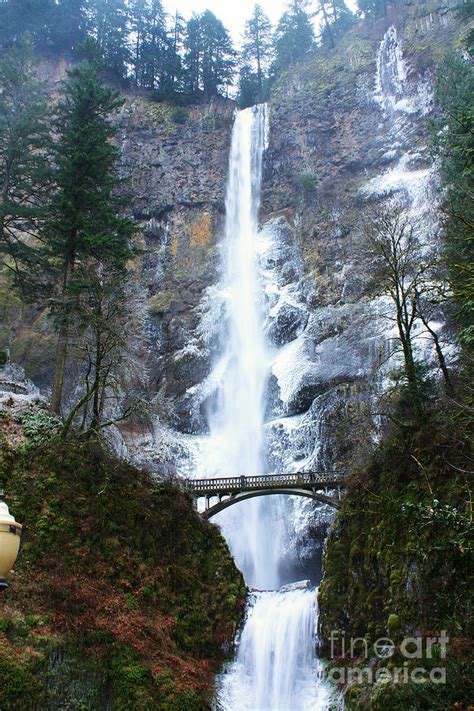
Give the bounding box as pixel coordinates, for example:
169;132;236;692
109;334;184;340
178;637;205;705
319;402;473;709
0;402;245;710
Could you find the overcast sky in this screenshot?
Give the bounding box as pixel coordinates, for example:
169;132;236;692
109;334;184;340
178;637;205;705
163;0;359;45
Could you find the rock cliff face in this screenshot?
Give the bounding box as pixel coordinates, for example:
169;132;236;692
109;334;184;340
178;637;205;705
117;1;463;476
258;0;462;475
0;91;234;407
114;97;235;405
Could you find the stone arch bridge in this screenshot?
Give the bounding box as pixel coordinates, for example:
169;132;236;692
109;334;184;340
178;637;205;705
184;471;345;520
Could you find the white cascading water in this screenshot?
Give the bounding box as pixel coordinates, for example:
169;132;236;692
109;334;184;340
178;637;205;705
206;106;331;710
219;590;330;711
206;105;280;590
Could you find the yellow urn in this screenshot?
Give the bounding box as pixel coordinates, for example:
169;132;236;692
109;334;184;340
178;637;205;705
0;496;22;591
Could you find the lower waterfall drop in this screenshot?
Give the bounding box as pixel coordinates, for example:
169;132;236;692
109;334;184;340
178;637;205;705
205;106;331;709
218;590;331;711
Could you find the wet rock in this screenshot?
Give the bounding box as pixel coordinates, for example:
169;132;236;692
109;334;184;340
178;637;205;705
279;580;311;593
286;378;326;416
171;343;211;397
267;304;308;347
174;395;208;435
264;373;284;420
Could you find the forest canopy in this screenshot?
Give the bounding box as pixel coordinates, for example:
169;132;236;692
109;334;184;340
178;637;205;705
0;0;399;106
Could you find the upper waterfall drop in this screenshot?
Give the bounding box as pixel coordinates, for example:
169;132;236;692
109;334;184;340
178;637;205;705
209;105;268;480
375;26;432;115
204;104;284;590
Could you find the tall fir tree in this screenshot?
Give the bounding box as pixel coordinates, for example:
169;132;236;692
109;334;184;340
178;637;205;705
0;0;88;54
139;0;169;90
46;59;134;413
0;38;52;297
431;53;474;357
241;4;273;104
90;0;130;82
0;0;55;51
166;10;186;94
318;1;355;47
273;0;314;72
184;11;236;99
49;0;89;53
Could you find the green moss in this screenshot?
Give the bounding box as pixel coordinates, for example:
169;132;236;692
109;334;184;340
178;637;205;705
319;406;473;709
271;35;375;115
148;291;174;316
110;649;156;710
0;404;245;707
0;650;44;710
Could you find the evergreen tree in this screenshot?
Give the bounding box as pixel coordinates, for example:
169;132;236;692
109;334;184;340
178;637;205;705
0;0;88;54
184;11;235;99
46;59;134;414
89;0;130;82
431;53;474;356
136;0;169;90
241;4;273;104
0;38;51;297
165;10;186;95
318;1;355;47
129;0;149;86
49;0;89;53
238;64;260;109
0;0;56;51
273;0;314;72
183;15;202;96
357;0;389;18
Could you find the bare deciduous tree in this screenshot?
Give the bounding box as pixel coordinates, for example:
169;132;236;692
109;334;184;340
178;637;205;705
367;208;452;416
63;265;148;436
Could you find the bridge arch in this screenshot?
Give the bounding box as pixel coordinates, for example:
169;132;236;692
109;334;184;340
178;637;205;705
200;487;341;520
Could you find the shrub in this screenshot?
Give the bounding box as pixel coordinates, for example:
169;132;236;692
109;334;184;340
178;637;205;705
296;172;317;194
171;107;189;125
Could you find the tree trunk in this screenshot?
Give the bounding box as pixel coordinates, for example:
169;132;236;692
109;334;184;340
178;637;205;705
419;312;453;393
51;247;75;415
399;323;423;417
320;2;335;47
51;322;69;414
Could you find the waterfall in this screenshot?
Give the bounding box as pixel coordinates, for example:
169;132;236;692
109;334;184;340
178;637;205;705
219;590;330;711
375;26;408;112
365;26;437;233
205;105;278;590
202;105;331;710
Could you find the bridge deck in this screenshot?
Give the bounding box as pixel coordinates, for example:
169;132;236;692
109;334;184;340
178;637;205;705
185;471;345;496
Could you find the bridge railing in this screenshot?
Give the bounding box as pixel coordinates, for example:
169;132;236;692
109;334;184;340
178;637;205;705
185;471;345;495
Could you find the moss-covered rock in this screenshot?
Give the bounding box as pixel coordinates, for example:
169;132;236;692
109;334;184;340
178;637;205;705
0;402;245;709
318;405;474;708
